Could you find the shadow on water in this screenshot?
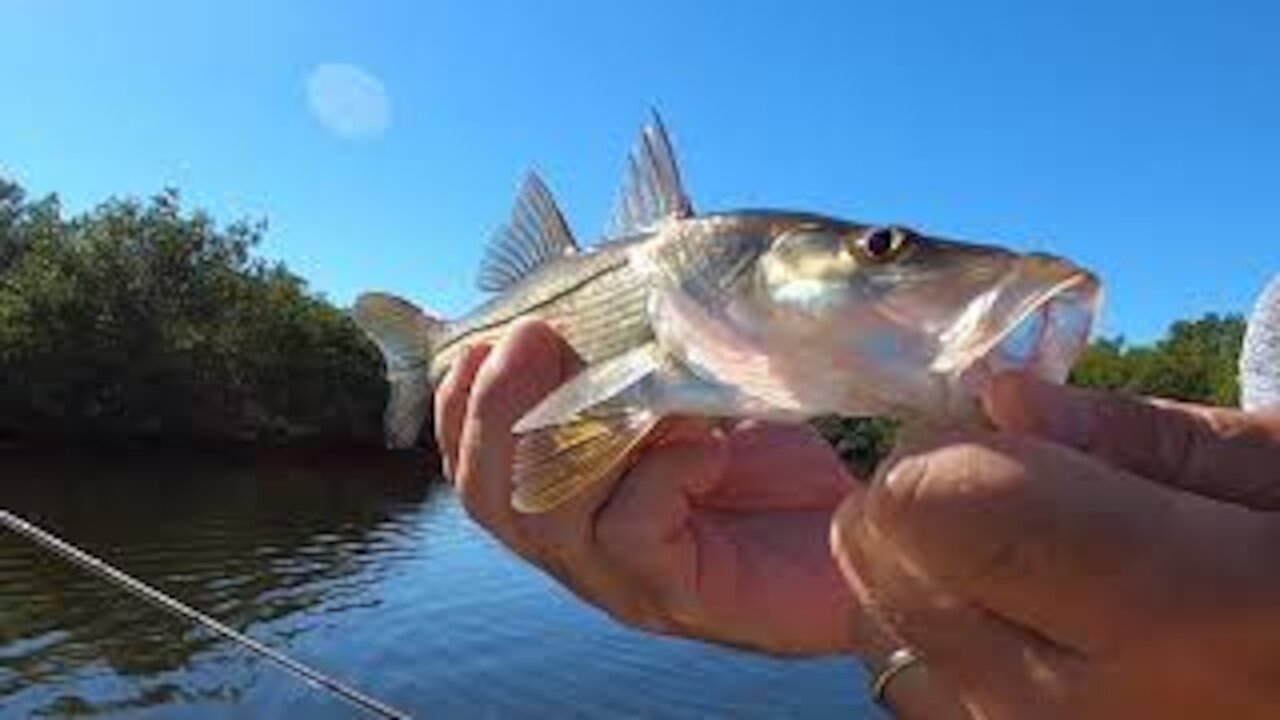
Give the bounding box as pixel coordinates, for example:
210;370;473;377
0;449;437;716
1;450;877;719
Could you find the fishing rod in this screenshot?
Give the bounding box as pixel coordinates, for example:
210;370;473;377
0;508;412;720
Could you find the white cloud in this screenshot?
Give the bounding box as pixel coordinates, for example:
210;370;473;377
306;63;390;140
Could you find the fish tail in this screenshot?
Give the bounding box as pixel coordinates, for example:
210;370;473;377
353;292;447;448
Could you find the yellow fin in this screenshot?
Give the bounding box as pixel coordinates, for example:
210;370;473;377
512;412;659;514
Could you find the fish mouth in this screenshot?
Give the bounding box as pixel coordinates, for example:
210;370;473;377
933;253;1102;385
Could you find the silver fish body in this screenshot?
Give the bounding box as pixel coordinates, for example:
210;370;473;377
355;116;1101;512
429;237;652;385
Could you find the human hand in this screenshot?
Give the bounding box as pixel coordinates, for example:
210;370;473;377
833;374;1280;719
436;321;863;654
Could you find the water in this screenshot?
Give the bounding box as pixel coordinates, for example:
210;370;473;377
0;452;878;719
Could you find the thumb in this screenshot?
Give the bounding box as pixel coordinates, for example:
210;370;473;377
832;492;1084;720
984;373;1280;508
852;429;1272;658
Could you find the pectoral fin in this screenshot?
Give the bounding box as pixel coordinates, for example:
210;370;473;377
512;343;664;434
512;412;659;513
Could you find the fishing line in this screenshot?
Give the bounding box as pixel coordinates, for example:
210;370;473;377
0;508;412;720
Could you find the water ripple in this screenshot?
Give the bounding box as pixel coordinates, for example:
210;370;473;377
2;454;874;719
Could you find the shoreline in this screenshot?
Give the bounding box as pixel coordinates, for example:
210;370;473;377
0;438;441;475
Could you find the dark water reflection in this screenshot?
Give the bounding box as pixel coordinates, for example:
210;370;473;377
1;452;877;718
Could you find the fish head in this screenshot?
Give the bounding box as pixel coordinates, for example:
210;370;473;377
737;216;1101;417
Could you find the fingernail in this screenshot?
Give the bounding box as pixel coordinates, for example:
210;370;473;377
882;453;928;496
460;343;484;370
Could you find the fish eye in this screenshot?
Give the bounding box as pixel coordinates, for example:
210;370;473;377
857;225;912;262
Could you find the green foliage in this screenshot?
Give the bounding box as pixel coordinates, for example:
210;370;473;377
811;416;898;477
0;178;385;446
0;175;1250;453
1070;313;1245;406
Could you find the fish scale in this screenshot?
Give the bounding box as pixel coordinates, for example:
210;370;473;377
428;241;654;384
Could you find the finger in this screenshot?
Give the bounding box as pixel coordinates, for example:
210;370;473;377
511;423;722;629
456;320;580;546
590;428;853;653
861;429;1274;657
594;433;728;624
832;494;1085;720
434;344;491;482
699;422;857;510
985;373;1280;507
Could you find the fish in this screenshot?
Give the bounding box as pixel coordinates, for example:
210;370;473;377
353;114;1102;513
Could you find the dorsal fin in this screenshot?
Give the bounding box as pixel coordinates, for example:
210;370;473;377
605;112;694;238
478;173;578;293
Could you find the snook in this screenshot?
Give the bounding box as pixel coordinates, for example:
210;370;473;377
355;115;1101;513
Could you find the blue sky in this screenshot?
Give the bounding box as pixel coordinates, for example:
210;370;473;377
2;1;1277;342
